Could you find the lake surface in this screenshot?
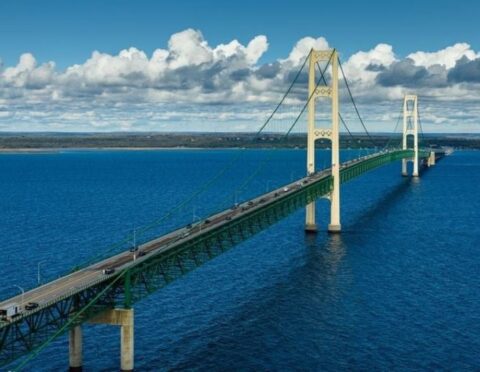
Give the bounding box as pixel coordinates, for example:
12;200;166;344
1;149;479;371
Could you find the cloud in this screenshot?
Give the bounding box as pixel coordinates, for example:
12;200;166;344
447;56;480;83
0;30;480;132
407;43;479;69
2;53;56;89
282;36;329;65
376;58;448;88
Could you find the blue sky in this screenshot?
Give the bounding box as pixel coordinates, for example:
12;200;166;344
1;0;478;67
1;0;480;132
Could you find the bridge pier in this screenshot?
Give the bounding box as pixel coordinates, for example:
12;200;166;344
401;159;408;177
89;308;134;372
69;326;83;372
428;151;436;167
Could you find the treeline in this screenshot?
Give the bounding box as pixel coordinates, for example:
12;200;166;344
0;132;479;149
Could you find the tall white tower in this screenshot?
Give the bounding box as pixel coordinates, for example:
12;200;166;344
305;49;341;233
402;95;419;177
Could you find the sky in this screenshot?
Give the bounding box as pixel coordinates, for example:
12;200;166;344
1;0;480;133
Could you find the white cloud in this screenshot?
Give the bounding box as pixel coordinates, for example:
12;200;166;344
0;30;480;132
168;29;213;68
3;53;56;88
283;36;329;65
407;43;479;69
343;43;396;82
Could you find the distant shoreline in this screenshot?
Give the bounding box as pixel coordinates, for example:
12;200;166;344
0;132;479;150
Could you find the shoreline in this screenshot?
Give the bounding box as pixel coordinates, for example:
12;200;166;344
0;147;265;154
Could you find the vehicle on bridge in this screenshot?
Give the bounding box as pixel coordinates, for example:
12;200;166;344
0;303;20;322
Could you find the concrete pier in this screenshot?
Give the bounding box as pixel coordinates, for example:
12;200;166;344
69;326;83;372
90;308;134;372
327;224;341;233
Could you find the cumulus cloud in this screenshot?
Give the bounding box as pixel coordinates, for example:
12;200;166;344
0;29;480;132
2;53;56;89
282;36;329;65
407;43;479;69
448;56;480;83
376;58;448;88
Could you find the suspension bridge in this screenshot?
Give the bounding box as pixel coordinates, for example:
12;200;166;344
0;49;447;371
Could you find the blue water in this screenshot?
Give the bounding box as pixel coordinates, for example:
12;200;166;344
1;149;479;371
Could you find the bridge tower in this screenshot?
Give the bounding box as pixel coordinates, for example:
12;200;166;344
402;94;419;177
305;49;341;233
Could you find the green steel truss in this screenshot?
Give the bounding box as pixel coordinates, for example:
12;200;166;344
0;149;432;368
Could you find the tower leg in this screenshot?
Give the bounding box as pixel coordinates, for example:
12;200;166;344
402;159;408;176
305;50;317;233
305;202;317;233
413;139;419;177
412;161;419;177
328;52;341;233
328;189;341;232
69;326;83;372
120;309;134;372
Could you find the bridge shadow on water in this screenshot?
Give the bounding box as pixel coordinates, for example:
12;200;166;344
138;176;419;371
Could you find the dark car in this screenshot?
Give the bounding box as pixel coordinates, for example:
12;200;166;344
186;223;192;229
139;251;147;257
204;219;211;224
248;201;254;206
102;268;115;275
129;246;139;252
25;302;39;311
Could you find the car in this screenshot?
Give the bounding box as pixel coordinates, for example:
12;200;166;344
129;246;139;252
226;216;232;221
204;219;211;224
259;198;266;203
241;207;247;211
182;232;190;238
283;187;289;192
102;268;115;275
139;251;147;257
302;180;309;184
274;192;279;197
186;223;192;229
248;201;254;205
25;302;39;311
